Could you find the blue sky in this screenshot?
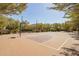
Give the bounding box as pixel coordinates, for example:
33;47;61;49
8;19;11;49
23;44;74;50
10;3;69;24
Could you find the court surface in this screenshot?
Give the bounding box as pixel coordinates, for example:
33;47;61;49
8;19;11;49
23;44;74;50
0;32;74;55
21;32;72;50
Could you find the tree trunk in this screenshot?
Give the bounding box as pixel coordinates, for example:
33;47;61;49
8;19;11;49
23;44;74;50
19;23;22;37
76;28;79;40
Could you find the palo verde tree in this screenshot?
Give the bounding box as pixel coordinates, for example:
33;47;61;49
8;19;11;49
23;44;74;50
0;3;27;15
0;3;27;36
50;3;79;56
50;3;79;33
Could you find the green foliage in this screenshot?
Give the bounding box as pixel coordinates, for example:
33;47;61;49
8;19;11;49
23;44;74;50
0;3;78;34
51;3;79;31
6;19;19;33
0;3;27;15
61;21;73;31
0;15;9;29
52;23;61;31
0;15;74;34
21;22;72;32
0;15;19;34
0;3;27;34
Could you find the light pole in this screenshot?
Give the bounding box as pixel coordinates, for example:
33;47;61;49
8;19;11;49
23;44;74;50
19;16;23;37
36;19;37;32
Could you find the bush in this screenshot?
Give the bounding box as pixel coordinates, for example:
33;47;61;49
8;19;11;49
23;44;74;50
0;29;10;34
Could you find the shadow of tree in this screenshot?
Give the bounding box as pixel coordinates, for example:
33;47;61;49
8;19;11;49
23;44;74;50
10;37;16;39
68;32;79;39
73;44;79;46
60;32;79;56
60;47;79;56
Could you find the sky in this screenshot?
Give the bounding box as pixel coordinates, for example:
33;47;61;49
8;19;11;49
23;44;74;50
10;3;69;24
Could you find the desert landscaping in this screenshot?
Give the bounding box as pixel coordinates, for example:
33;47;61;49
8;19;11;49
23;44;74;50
0;3;79;56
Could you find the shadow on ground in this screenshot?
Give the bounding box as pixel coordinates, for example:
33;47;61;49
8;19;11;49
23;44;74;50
60;32;79;56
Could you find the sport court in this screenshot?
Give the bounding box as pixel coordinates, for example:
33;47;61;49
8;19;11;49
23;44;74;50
21;32;72;50
0;32;73;55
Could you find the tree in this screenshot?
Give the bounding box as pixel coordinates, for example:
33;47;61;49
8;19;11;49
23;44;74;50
52;23;61;31
0;15;20;34
0;3;27;15
61;21;73;32
0;3;27;36
0;15;8;30
20;20;29;32
50;3;79;56
50;3;79;34
6;19;20;33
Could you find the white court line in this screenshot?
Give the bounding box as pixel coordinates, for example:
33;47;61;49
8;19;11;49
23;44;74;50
41;38;70;51
57;33;75;50
21;37;70;51
21;37;58;51
57;38;70;50
20;33;70;51
37;43;58;51
57;33;74;50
